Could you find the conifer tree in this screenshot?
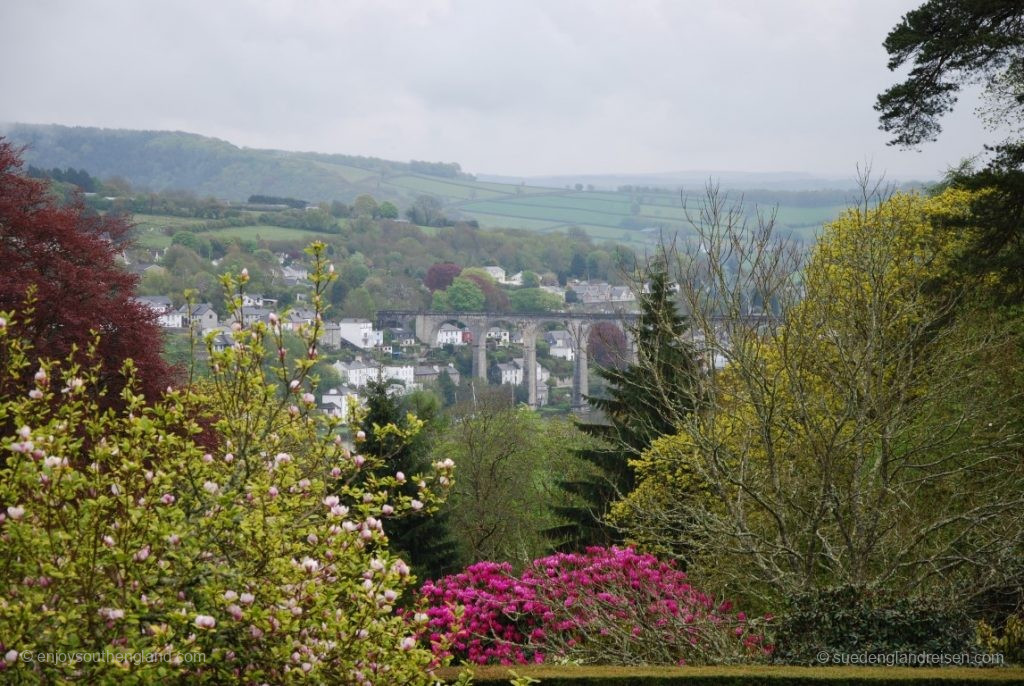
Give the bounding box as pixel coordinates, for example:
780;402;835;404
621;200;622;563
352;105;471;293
546;260;703;551
360;378;460;581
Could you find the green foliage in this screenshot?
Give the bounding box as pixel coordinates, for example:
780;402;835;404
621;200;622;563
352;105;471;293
507;288;562;313
406;195;449;227
548;262;702;551
875;0;1023;148
445;277;486;312
977;613;1024;665
432;290;451;311
877;2;1024;307
359;379;460;582
342;286;375;319
440;398;592;567
772;586;976;666
0;244;453;682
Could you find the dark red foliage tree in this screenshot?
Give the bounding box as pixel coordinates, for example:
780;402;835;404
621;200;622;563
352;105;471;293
424;262;462;291
0;139;174;404
588;321;629;369
461;273;509;312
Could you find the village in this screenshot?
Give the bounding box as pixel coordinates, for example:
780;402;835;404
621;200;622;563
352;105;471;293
134;261;639;418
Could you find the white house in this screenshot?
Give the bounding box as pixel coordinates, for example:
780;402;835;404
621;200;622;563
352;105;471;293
436;323;465;346
482;266;506;283
336;319;384;349
211;331;235;353
486;326;510;346
134;296;185;328
513;357;551;387
281;264;309;284
320;386;361;421
382;363;416;388
496;362;522;386
545;330;575;361
333;360;416;389
389;327;418;347
178;303;219;333
333;360;380;388
242;294;278;309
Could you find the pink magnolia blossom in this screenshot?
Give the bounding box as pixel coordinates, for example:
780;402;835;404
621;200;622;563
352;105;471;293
194;614;216;629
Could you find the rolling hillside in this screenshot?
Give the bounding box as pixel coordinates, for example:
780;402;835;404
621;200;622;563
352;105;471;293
3;123;859;246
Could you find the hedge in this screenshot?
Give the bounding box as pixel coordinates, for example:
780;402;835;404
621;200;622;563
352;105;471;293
437;665;1024;685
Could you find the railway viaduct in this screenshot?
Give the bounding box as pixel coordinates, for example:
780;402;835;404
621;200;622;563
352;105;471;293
376;310;638;410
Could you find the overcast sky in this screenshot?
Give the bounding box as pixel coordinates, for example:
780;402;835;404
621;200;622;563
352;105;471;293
0;0;996;180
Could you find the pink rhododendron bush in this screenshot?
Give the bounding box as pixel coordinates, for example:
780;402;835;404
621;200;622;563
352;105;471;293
417;546;772;666
0;247;452;684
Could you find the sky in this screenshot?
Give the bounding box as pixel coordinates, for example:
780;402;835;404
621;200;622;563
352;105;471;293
0;0;999;180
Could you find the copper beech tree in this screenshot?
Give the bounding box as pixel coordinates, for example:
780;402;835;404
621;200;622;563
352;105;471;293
0;139;174;405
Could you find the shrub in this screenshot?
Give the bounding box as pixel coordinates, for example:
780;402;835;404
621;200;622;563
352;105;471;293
977;614;1024;665
771;585;975;665
0;244;453;683
417;547;770;666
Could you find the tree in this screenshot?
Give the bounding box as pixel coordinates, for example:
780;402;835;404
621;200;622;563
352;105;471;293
507;288;562;313
588;321;628;368
430;290;450;311
613;186;1024;608
406;195;446;227
0;140;173;407
460;271;508;311
352;193;379;218
439;394;589;567
424;262;462;292
342;286;375;319
546;260;703;551
378;200;399;219
875;1;1023;148
444;277;486;312
0;247;451;682
876;1;1024;305
520;270;540;288
360;378;459;581
437;369;457;406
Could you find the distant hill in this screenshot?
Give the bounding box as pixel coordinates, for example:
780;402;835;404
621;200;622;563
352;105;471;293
2;123;911;246
478;170;885;192
0;123;470;203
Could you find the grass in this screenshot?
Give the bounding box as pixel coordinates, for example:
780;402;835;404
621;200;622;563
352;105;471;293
128;214;340;248
435;664;1024;685
306;158;380;183
196;225;337;242
385;174;511;200
131;213;210;248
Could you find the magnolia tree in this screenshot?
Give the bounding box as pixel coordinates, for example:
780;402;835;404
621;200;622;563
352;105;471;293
417;546;770;666
0;244;453;683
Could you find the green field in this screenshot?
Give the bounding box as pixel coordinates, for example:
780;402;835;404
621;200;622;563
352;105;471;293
385;174;511;200
131;214;208;248
126;163;849;249
307;159;380;183
129;214;338;248
196;225;336;242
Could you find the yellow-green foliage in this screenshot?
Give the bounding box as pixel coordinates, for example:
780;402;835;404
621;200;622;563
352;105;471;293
0;244;453;683
613;189;1024;605
978;615;1024;665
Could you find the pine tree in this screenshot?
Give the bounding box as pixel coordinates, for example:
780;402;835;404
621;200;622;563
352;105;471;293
546;260;703;551
360;378;460;582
